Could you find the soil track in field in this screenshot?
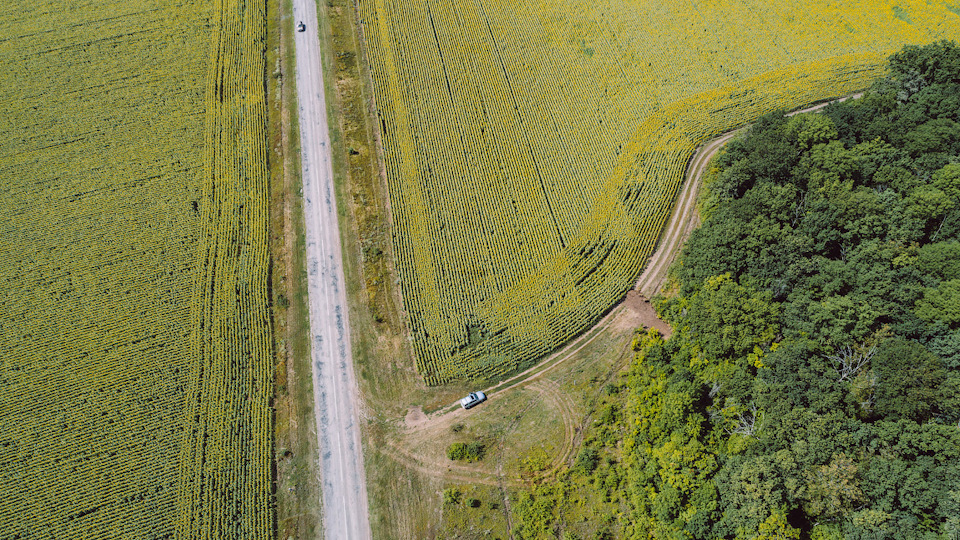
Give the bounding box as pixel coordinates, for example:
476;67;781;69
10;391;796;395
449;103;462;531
384;127;733;488
402;124;736;436
385;93;864;487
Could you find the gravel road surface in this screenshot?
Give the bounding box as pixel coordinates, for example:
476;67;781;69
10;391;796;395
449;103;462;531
291;1;372;538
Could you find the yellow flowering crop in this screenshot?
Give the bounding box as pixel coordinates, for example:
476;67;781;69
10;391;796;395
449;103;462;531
358;0;960;384
0;0;273;536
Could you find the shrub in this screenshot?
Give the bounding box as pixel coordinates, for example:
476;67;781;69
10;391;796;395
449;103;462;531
443;487;462;505
574;446;600;473
447;441;486;462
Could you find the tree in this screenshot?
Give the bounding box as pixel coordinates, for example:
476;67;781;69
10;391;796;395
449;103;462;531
925;328;960;369
796;140;857;195
713;451;802;537
872;338;947;421
754;339;851;416
914;240;960;282
786;114;838;150
844;508;893;540
730;112;799;185
802;453;864;520
903;118;960;158
914;278;960;327
889;41;960;89
872;164;920;192
906;185;954;238
825;342;877;382
753;509;801;540
685;274;780;377
933;163;960;202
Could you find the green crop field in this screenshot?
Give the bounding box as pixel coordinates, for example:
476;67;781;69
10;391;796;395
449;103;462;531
0;0;274;537
359;0;960;384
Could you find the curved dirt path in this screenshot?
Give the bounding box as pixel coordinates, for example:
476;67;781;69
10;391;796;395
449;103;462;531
292;2;372;539
634;92;862;296
388;94;865;487
395;130;740;452
383;379;579;488
402;301;644;433
401;125;739;437
634;130;742;296
530;379;580;470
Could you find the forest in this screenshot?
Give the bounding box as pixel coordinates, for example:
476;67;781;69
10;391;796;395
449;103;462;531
510;41;960;539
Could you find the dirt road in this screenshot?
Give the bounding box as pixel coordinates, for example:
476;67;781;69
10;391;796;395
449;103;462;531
393;94;866;485
634;129;743;296
635;93;862;296
291;2;372;538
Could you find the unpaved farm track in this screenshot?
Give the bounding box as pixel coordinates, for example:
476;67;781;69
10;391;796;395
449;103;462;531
384;379;579;488
634;93;862;297
387;94;865;488
407;125;741;433
385;129;738;488
634;130;742;296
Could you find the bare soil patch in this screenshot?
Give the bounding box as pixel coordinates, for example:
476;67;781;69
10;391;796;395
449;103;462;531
624;290;672;337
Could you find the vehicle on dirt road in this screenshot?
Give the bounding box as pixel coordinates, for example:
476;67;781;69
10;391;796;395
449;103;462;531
459;391;486;409
297;21;306;32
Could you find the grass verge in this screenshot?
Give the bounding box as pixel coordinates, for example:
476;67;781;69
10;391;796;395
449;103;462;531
271;0;322;537
310;0;439;536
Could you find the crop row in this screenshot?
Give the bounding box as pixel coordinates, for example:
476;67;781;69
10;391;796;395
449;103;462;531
358;0;960;384
175;0;274;538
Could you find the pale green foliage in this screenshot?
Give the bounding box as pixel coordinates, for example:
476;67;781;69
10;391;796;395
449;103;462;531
686;273;780;378
786;114;838;149
933;163;960;201
753;509;801;540
803;453;864;519
915;278;960;325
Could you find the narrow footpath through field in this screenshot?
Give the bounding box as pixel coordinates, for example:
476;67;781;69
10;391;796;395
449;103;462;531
292;1;372;538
